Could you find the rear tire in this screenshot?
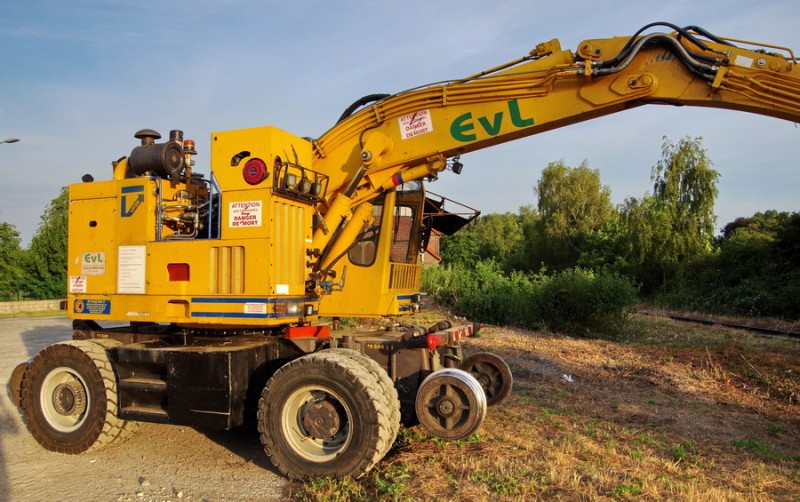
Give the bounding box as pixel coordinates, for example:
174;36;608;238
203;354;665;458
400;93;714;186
322;348;401;453
257;351;393;479
20;340;134;453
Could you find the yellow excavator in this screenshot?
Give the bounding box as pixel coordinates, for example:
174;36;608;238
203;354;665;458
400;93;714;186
10;23;800;479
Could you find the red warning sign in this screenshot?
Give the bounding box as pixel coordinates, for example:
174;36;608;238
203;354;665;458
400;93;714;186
398;109;433;139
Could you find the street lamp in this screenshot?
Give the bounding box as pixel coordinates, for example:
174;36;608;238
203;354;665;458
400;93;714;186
1;138;20;144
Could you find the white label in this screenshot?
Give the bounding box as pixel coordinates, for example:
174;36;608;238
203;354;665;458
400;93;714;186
70;276;87;293
276;284;289;295
81;252;106;276
229;201;263;228
398;109;433;139
734;55;754;68
244;302;268;314
118;246;146;294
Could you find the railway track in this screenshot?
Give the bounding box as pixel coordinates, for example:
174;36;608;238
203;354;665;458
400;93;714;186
639;310;800;340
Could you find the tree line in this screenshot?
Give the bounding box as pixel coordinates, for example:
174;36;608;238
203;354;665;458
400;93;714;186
0;187;67;301
435;136;800;320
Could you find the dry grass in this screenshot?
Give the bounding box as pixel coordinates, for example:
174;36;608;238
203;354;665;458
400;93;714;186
294;313;800;501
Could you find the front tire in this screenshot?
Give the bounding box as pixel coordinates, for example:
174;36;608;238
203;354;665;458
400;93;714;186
20;340;133;453
257;351;393;479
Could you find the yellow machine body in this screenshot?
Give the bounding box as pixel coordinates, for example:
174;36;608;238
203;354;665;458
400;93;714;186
68;126;317;327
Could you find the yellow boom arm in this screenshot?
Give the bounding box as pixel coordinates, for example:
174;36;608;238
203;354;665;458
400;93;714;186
309;23;800;269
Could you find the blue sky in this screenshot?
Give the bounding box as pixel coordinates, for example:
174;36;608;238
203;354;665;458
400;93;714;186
1;0;798;245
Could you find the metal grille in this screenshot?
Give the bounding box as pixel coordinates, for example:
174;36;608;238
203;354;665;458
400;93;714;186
389;263;420;290
209;246;245;294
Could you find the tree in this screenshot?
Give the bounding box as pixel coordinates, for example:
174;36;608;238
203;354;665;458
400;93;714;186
471;212;524;264
21;187;69;299
440;228;479;266
0;221;23;300
522;160;614;271
651;136;719;259
622;136;719;292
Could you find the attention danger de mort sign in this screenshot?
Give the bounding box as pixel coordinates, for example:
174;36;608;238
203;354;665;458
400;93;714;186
229;201;263;227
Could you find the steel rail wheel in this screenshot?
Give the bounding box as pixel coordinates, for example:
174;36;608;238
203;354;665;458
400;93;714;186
415;368;487;440
461;352;513;406
20;340;133;453
257;351;393;480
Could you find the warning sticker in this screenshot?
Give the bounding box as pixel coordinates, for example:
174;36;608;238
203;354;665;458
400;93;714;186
399;110;433;139
74;299;111;315
70;276;87;293
244;302;268;315
229;201;263;228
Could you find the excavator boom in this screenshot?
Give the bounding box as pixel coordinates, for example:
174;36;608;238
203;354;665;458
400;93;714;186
309;23;800;272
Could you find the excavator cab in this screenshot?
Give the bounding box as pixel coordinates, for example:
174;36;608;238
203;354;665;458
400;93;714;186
318;181;426;317
318;179;479;318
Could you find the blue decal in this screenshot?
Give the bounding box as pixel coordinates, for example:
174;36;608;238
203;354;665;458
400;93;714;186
74;299;111;315
121;185;144;218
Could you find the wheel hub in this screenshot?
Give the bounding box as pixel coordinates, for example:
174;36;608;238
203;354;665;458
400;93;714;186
52;381;87;416
436;397;456;417
302;400;341;440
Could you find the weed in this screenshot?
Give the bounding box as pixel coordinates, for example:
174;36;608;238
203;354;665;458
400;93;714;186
669;441;699;464
431;436;450;448
374;464;410;496
467;470;521;496
301;477;366;501
731;439;782;460
612;483;642;496
455;433;481;448
392;426;427;449
633;432;658;447
540;407;561;416
767;424;783;437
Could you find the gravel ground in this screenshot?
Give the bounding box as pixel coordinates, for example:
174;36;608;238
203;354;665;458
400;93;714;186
0;317;290;501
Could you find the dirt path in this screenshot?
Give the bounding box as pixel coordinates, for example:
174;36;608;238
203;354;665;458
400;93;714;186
0;317;290;502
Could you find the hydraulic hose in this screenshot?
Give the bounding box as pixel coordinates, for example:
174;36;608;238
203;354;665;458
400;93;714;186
591;32;719;82
337;93;392;123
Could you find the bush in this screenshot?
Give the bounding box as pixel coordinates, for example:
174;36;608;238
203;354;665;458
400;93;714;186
422;262;638;337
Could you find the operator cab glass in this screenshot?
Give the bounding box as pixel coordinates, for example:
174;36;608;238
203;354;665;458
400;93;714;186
349;181;424;267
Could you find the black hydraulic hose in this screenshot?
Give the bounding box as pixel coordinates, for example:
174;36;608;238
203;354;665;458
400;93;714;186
337;93;392;123
680;25;735;47
599;22;721;70
592;32;718;82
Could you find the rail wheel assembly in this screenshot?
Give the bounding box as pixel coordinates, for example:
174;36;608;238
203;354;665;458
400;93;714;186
461;352;513;406
257;351;395;480
19;340;135;453
414;368;487;440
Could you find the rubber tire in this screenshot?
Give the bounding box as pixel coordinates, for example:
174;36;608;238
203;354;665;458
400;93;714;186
20;340;134;453
320;348;401;454
257;351;393;480
461;352;513;406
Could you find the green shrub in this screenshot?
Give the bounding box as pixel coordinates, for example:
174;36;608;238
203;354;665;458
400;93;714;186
422;262;637;337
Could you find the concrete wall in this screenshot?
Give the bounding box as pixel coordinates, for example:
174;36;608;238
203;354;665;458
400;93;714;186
0;300;64;315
